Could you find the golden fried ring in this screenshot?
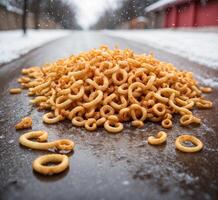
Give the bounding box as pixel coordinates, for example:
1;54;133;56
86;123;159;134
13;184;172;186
175;98;194;109
169;93;192;115
196;99;213;109
191;85;202;95
161;119;172;129
19;131;74;151
128;82;145;104
72;116;86;127
174;82;187;92
68;86;84;100
130;104;147;121
152;103;166;116
58;88;71;95
180;115;201;126
110;95;128;110
175;135;203;153
119;107;131;122
32;154;69;175
148;131;167;145
85;118;97;131
48;88;56;106
55;95;72;108
144;75;156;90
104;120;123;133
83;90;103;108
103;93;116;105
15;116;32;130
200;87;212;93
85;107;96;118
131;120;144;128
43;112;64;124
117;83;128;95
9;88;22;94
69;106;85;119
100;105;115;117
164;113;172;120
104;64;119;75
112;68;128;85
30;80;51;93
154;88;180;103
96;117;106;126
86;75;109;91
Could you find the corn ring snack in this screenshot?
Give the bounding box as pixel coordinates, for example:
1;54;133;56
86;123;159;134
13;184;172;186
196;99;213;109
175;135;203;153
9;88;22;94
131;120;144;128
15;117;32;130
148;131;167;145
72;116;86;127
32;154;69;175
104;118;123;133
180;115;201;126
200;87;212;93
43;112;64;124
16;46;213;133
161;119;172;129
85;118;97;131
152;103;166;116
19;131;74;151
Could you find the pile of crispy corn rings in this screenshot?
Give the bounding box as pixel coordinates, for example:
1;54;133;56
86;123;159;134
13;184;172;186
18;46;212;133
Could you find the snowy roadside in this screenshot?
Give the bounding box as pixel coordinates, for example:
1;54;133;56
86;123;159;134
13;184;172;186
104;29;218;70
0;29;71;65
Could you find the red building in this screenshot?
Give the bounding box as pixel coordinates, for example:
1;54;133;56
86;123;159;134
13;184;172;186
145;0;218;28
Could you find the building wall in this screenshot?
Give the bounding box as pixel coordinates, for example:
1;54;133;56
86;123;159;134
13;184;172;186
0;5;22;30
0;5;61;30
195;0;218;26
177;3;193;27
154;10;165;28
163;0;218;28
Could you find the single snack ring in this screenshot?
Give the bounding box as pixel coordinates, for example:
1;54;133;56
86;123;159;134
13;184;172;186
148;131;167;145
161;119;172;129
19;131;75;151
131;120;144;128
104;120;123;133
43;112;64;124
175;135;203;153
32;154;69;175
72;116;86;127
85;118;97;131
180;114;201;126
9;88;22;94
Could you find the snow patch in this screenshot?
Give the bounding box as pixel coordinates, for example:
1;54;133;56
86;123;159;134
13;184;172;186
0;29;71;65
105;30;218;69
195;75;218;88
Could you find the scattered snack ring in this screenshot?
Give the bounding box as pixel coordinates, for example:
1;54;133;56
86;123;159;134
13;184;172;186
32;154;69;175
175;135;203;153
148;131;167;145
9;88;22;94
19;131;75;151
15;116;32;130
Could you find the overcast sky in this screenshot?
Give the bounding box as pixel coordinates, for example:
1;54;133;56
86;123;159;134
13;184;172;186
70;0;122;29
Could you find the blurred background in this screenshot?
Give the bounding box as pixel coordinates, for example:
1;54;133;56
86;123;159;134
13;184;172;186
0;0;218;31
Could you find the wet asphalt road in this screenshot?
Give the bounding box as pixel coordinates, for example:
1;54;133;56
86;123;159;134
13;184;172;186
0;31;218;200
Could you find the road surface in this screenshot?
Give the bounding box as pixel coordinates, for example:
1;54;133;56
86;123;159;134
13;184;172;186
0;31;218;200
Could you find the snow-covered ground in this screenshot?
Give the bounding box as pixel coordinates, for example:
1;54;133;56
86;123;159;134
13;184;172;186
0;29;71;65
105;30;218;69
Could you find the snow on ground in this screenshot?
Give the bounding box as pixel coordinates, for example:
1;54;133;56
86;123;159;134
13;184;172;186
0;29;71;65
105;29;218;69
